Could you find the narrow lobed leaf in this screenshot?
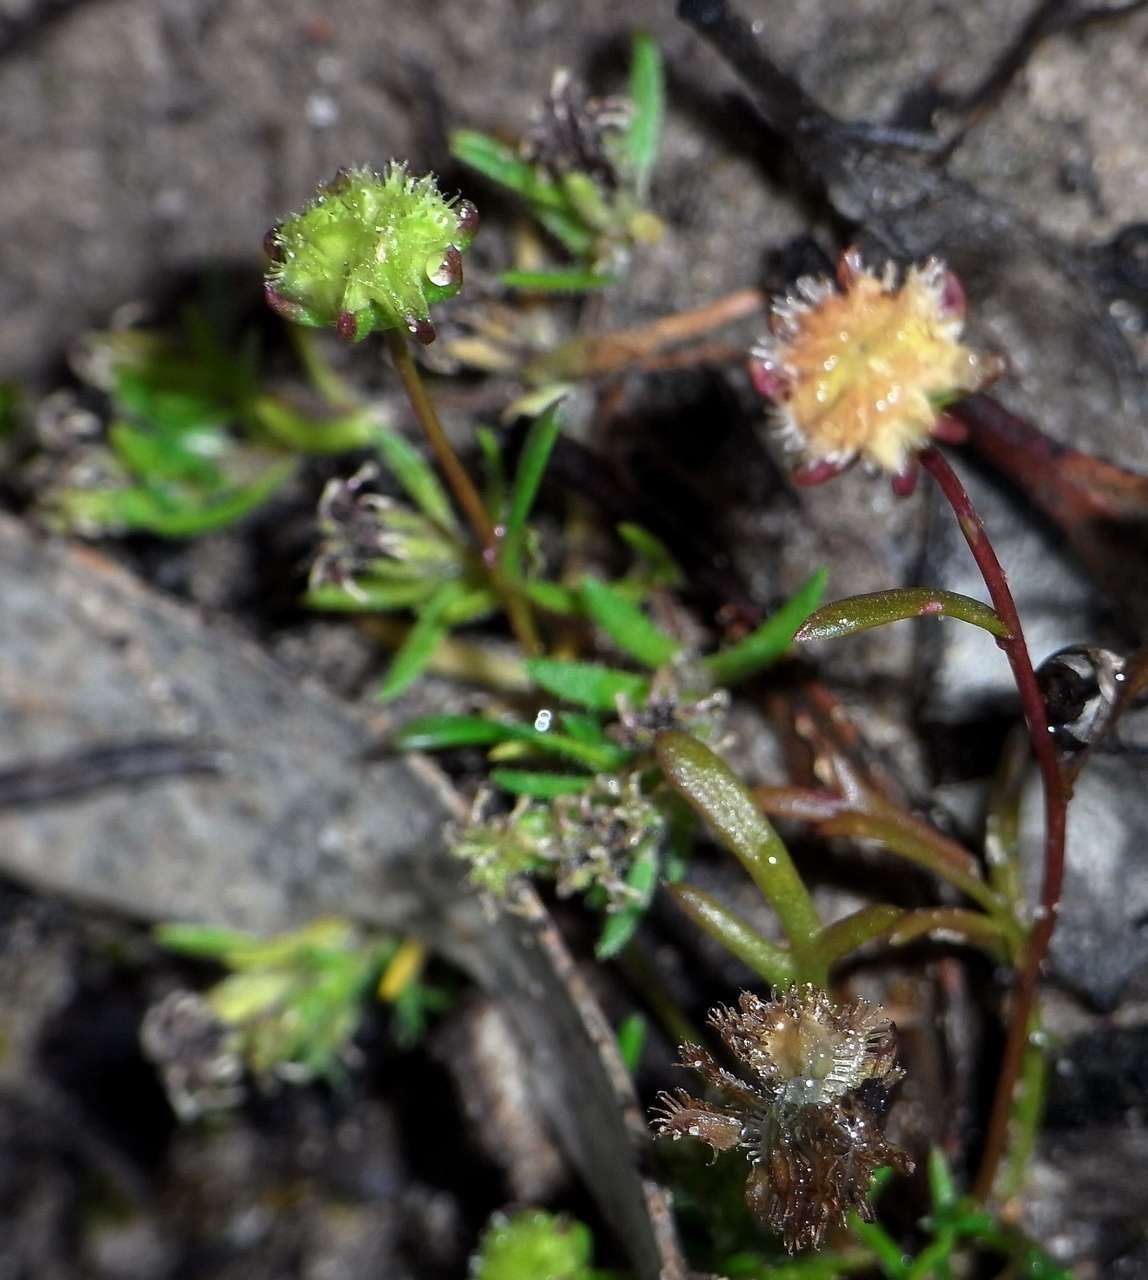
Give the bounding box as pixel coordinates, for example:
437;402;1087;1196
794;587;1009;643
655;731;822;962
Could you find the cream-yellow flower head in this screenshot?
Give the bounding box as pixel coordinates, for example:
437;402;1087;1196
750;250;999;485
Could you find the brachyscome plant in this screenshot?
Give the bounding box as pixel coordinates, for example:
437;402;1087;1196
452;33;664;279
748;248;1068;1202
143;918;450;1117
35;310;380;537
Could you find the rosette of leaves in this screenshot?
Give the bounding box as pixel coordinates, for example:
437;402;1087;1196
38;311;379;537
396;568;826;954
452;32;664;282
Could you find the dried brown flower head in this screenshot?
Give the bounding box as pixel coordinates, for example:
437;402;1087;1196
522;68;632;189
750;250;1000;489
653;986;913;1252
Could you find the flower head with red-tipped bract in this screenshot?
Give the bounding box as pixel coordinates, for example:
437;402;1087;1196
264;163;478;345
750;250;999;492
652;986;912;1252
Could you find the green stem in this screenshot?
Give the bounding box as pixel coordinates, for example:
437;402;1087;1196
884;907;1014;958
384;329;542;655
997;1017;1048;1201
817;811;1012;923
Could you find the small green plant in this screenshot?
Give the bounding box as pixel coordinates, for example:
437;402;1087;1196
37;311;379;537
396;569;825;954
452;33;664;279
143;918;451;1117
716;1154;1069;1279
21;20;1076;1270
469;1209;619;1280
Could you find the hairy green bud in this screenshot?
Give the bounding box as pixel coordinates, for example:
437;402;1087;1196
264;163;478;345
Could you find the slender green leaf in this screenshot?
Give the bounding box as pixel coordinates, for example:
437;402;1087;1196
155;923;254;958
499;269;616;292
305;579;436;613
523;579;582;615
489;769;595;798
581;576;681;668
558;711;610;744
595;842;659;959
502;381;575;425
394;715;522;752
396;714;627;770
450;130;567;209
850;1219;909;1278
625;33;664;199
927;1148;958;1213
475;425;506;520
616;1012;648;1073
617;521;684;587
526;657;649;712
703;568;827;685
669;884;796;987
376;582;463;702
251;396;381;454
655;731;822;969
534;204;596;257
374;428;458;530
794;587;1009;643
502;405;563;575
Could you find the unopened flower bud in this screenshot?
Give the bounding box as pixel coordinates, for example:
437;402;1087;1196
264;163;477;344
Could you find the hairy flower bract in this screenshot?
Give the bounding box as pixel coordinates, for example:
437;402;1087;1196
653;986;912;1252
264;163;478;344
751;250;996;477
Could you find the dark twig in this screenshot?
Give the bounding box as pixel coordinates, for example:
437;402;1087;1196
919;447;1068;1200
0;738;225;808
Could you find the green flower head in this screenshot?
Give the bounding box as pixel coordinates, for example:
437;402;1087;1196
264;163;478;345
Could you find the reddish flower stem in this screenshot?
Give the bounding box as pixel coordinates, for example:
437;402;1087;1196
919;446;1067;1200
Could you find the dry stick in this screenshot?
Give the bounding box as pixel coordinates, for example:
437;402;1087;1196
384;329;542;656
919;446;1067;1201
